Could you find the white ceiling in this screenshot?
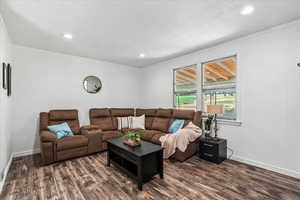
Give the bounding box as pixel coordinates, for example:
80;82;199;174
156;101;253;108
1;0;300;67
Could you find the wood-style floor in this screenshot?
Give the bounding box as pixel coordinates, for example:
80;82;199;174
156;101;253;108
1;152;300;200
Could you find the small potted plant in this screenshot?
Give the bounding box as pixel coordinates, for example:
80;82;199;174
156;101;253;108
123;131;143;147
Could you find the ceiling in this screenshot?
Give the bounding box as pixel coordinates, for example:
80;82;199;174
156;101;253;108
1;0;300;67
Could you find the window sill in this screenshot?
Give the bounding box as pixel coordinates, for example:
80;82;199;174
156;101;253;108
217;119;242;126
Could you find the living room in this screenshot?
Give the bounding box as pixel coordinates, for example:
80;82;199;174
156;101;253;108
0;1;300;199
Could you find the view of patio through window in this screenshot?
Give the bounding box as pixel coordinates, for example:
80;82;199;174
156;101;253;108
202;56;237;120
174;65;197;110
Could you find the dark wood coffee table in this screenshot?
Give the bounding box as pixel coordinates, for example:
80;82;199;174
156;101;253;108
106;136;164;190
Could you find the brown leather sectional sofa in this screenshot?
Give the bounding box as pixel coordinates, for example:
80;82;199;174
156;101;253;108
39;108;202;165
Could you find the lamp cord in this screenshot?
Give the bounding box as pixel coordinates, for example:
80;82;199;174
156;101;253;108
227;146;234;159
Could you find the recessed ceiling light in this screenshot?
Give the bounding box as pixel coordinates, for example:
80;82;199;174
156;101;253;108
63;33;73;40
240;5;255;15
139;53;145;58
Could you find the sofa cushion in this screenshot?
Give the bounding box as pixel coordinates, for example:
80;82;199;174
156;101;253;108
193;111;202;127
101;130;123;141
90;108;111;118
57;135;88;151
48;120;80;135
117;116;133;130
151;133;166;145
136;109;157;117
132;115;145;129
49;110;78;121
172;109;194;120
111;108;134;117
156;108;172;118
152;118;170;132
91;117;115;131
145;117;155;130
139;130;164;142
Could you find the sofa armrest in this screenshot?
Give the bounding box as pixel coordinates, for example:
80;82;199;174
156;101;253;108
40;130;57;142
82;129;103;154
80;125;101;132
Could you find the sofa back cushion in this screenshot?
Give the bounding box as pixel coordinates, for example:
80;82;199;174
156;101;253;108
171;109;194;127
45;109;80;135
136;109;157;129
192;111;202;127
111;108;134;129
151;109;172;132
90;108;115;131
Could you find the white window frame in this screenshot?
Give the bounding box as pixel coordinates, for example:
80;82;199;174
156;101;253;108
173;65;197;110
200;55;240;124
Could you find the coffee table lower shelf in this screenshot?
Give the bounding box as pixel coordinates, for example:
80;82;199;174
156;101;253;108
107;142;163;191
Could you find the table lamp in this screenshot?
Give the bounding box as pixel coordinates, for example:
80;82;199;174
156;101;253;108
207;104;224;140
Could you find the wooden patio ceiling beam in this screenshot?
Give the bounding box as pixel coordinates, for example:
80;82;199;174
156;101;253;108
176;73;195;82
177;70;196;80
205;65;229;80
216;62;236;76
204;72;217;81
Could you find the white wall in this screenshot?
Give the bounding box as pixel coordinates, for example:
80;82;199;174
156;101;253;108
140;20;300;178
11;45;141;154
0;14;12;186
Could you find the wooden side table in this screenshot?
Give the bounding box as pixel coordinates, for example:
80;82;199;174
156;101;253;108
199;137;227;164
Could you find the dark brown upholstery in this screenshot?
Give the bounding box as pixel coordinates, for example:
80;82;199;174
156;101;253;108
39;109;104;165
174;138;200;162
152;109;172;132
56;135;88;151
89;108;202;162
152;118;170;132
151;133;166;144
90;108;115;131
47;110;80;134
101;130;123;141
139;130;164;142
39;108;202;165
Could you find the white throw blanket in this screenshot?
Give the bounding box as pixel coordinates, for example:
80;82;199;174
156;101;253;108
159;122;202;159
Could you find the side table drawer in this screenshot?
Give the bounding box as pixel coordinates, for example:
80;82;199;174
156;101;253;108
199;142;217;154
199;152;217;162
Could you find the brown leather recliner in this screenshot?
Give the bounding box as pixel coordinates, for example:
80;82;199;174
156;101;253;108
39;109;102;165
89;108;202;161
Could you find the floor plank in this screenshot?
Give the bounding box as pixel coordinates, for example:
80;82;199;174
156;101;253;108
1;152;299;200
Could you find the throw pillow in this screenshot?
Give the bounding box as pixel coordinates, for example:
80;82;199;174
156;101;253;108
132;115;145;129
117;116;133;130
48;122;74;139
184;121;202;134
168;119;185;133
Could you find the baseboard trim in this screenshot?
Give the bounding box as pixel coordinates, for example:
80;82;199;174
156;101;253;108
0;153;13;194
0;149;40;194
13;148;40;158
231;155;300;179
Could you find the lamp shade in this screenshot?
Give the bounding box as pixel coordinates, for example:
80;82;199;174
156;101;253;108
207;104;224;114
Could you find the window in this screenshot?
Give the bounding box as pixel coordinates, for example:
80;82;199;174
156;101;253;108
202;56;237;120
173;65;197;110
